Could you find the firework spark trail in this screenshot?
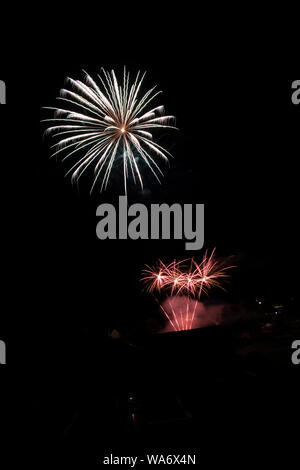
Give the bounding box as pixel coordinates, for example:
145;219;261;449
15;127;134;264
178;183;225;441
43;67;177;194
166;297;181;331
156;299;177;332
141;249;235;331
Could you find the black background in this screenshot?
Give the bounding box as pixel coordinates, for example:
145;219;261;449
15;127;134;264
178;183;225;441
0;16;299;469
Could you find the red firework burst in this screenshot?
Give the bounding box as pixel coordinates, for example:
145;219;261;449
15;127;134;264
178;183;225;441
141;249;235;331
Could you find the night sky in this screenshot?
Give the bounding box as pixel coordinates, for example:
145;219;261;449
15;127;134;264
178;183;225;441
0;22;299;467
1;45;298;345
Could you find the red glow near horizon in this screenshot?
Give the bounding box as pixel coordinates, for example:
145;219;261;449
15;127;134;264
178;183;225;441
141;249;235;331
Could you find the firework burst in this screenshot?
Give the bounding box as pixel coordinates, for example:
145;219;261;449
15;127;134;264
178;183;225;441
141;249;235;331
43;67;177;194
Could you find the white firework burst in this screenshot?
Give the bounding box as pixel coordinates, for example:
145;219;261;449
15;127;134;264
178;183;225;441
43;67;177;194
